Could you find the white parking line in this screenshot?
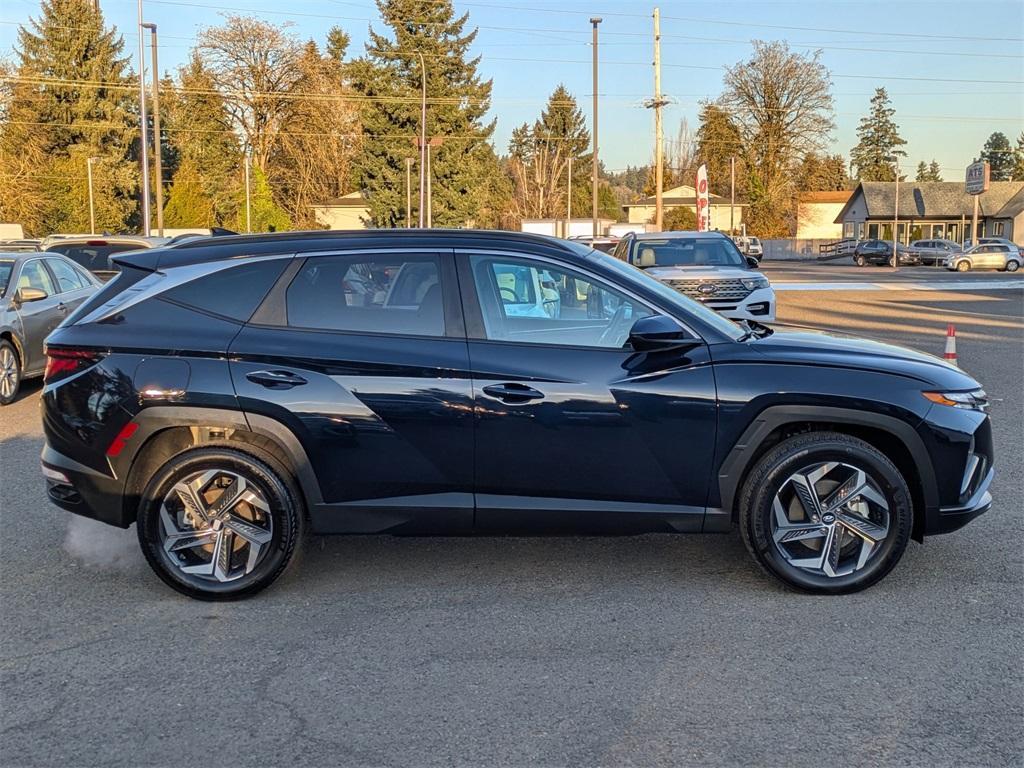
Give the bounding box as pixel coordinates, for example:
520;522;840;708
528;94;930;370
773;280;1024;292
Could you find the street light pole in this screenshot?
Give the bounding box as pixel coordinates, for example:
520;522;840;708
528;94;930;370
87;157;97;234
418;52;427;228
244;154;252;233
136;0;151;236
892;164;900;272
142;22;163;236
405;157;412;228
590;17;602;239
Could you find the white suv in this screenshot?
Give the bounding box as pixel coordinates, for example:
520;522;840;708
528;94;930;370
614;231;776;323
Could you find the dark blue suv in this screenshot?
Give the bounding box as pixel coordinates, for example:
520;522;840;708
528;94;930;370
41;231;994;599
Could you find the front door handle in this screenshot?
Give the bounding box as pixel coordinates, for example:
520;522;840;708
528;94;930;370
481;383;545;403
245;370;308;390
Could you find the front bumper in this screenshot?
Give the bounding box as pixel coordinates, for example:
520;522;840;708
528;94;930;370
716;286;776;323
933;466;994;534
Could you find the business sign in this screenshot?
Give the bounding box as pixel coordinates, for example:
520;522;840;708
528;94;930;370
696;164;710;231
965;161;990;195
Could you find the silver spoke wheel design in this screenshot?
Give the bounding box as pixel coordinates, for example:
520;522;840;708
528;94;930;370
159;469;274;583
0;346;18;400
771;461;890;578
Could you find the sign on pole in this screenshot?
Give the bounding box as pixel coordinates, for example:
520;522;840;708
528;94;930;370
965;161;990;195
696;164;710;232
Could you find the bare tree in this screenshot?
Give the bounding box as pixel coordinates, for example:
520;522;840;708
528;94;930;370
720;41;834;236
197;15;303;171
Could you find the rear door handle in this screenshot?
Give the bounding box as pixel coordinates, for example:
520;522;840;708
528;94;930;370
481;383;545;403
245;370;308;390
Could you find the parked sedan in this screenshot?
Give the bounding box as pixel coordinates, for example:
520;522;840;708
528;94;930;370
853;239;919;266
0;252;99;404
44;236;168;281
909;239;962;266
946;243;1021;272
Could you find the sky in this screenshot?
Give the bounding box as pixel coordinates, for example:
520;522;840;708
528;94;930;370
2;0;1022;183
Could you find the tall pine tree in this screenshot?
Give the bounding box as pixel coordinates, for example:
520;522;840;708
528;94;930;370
1013;132;1024;181
850;87;907;181
1;0;137;234
915;160;942;182
694;102;743;198
350;0;496;227
163;157;216;227
978;132;1013;181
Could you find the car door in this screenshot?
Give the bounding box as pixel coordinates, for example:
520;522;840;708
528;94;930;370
229;249;475;534
457;250;719;533
12;258;63;374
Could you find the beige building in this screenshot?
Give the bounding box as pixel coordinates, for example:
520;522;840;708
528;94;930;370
796;191;853;239
310;192;371;230
622;184;746;233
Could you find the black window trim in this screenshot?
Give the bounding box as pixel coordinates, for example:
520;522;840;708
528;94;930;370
454;248;694;351
253;247;465;340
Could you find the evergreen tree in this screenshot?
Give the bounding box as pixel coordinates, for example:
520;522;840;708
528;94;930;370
163;157;216;227
978;132;1013;180
163;53;242;225
1013;132;1024;181
350;0;495;227
695;102;743;198
657;204;696;231
915;161;928;182
237;165;291;232
1;0;137;234
915;159;942;182
850;87;907;181
796;153;849;191
929;159;943;181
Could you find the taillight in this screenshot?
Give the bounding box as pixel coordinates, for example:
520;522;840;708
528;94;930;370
43;348;103;383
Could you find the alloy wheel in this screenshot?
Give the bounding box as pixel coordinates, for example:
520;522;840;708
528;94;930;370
0;346;18;400
770;461;891;578
159;469;274;582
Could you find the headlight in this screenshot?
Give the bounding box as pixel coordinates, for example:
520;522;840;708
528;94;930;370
923;388;988;412
741;276;770;290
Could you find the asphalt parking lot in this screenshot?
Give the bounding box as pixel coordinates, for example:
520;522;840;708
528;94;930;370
1;264;1021;767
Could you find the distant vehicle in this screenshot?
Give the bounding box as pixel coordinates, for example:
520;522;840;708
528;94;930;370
909;239;962;266
43;236;168;281
0;251;99;405
735;236;763;261
166;227;238;245
0;223;26;240
853;239;920;267
962;238;1021;257
946;243;1021;273
568;235;619;254
0;239;42;253
615;230;775;322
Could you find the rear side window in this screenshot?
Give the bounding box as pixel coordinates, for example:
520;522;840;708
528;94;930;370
286;253;444;337
45;242;141;273
46;258;87;292
162;258;289;322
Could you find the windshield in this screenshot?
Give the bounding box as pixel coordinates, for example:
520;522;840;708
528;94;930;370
629;237;746;268
591;251;746;341
0;260;12;297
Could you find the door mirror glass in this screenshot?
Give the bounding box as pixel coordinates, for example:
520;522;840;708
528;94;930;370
745;256;760;269
628;314;697;352
16;286;48;303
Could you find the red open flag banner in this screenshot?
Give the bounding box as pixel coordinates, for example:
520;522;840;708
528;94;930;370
696;164;710;232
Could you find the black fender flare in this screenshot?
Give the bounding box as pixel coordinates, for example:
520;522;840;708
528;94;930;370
715;404;938;525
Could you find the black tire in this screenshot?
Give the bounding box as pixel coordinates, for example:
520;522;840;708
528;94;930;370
739;431;912;594
0;340;21;406
136;447;303;600
854;255;866;267
1005;259;1019;273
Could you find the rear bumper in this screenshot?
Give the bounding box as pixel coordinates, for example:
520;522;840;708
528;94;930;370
41;444;131;528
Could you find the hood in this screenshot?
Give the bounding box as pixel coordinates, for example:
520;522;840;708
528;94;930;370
748;328;980;389
645;265;754;280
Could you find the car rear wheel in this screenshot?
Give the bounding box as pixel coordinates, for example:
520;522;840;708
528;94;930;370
739;432;912;594
956;260;971;272
1005;260;1020;272
0;341;21;406
136;447;303;600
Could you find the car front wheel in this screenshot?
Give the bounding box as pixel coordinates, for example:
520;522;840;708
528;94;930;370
854;255;866;266
0;340;21;406
956;260;971;272
739;432;912;594
136;447;303;600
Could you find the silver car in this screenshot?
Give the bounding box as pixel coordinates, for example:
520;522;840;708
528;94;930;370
946;243;1021;273
910;238;962;266
0;252;100;404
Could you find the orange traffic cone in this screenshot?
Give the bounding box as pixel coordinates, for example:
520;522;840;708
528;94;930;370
944;324;958;366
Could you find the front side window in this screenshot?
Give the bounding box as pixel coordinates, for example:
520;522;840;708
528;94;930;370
470;255;653;349
286;253;445;337
46;258;86;293
18;260;56;295
0;261;13;297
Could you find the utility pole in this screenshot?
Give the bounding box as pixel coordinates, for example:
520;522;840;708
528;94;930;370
645;8;667;232
86;157;97;234
426;143;433;228
730;156;736;235
892;164;900;271
136;0;151;236
590;17;602;239
142;22;163;236
405;157;413;228
566;154;573;238
244;154;251;233
417;52;427;228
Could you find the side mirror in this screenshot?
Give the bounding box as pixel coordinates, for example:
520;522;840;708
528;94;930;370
628;314;698;352
15;287;47;304
745;256;760;269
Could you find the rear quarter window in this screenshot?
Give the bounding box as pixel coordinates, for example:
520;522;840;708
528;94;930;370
161;258;290;322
